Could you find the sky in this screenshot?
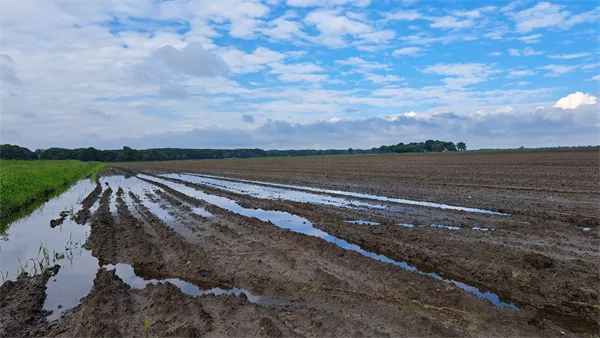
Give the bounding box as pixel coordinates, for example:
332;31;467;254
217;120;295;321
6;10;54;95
0;0;599;150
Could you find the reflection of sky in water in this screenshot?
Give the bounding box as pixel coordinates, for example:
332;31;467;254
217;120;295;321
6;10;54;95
430;224;461;230
193;207;213;217
161;173;386;210
140;175;519;311
344;220;380;225
0;179;97;282
177;173;509;216
105;263;263;303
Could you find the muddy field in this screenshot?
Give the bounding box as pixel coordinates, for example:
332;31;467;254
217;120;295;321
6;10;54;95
1;149;598;337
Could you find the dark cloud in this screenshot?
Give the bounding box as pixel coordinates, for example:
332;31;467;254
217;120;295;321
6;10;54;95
159;83;189;99
343;107;358;113
241;114;255;123
0;54;21;85
10;104;600;150
136;43;229;84
86;109;110;119
22;112;38;119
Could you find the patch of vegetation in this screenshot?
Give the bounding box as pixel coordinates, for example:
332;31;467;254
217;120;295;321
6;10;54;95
0;160;104;227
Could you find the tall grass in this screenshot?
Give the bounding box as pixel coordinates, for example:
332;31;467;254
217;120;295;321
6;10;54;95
0;160;104;225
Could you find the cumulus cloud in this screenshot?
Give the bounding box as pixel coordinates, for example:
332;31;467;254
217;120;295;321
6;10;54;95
509;2;600;33
36;103;597;150
136;42;228;83
553;92;597;109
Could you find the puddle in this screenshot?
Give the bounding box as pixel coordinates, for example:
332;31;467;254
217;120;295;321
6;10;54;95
193;207;213;217
473;227;493;231
581;227;591;232
0;179;97;284
104;263;266;304
179;173;509;216
398;223;415;228
161;173;386;210
344;220;380;225
140;174;518;311
429;224;461;230
0;178;102;321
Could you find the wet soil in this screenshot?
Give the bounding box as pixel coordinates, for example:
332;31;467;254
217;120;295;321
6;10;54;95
2;150;599;336
0;266;59;337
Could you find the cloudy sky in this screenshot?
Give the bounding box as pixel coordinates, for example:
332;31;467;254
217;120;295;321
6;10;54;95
1;0;599;150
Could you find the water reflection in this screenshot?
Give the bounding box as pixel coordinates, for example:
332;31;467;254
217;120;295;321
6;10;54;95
140;174;518;310
178;173;509;216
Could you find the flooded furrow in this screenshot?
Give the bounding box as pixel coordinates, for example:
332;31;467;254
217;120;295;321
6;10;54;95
104;263;271;305
170;172;509;215
0;178;97;284
161;174;387;210
139;174;519;311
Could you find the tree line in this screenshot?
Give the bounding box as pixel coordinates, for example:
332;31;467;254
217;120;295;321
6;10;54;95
376;140;466;153
0;140;466;162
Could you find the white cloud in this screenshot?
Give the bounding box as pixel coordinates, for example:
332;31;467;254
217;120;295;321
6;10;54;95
508;47;544;57
221;47;286;74
522;47;544;56
364;74;403;84
553;91;597;109
489;52;502;56
392;47;423;57
305;9;371;37
548;52;591;60
385;10;422;21
286;0;370;7
518;34;542;44
429;15;474;29
509;2;600;33
582;63;600;70
538;64;578;77
422;63;498;88
592;74;600;81
262;15;307;41
508;69;535;78
336;57;390;71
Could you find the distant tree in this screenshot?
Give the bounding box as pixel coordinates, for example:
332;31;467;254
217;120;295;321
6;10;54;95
348;148;353;154
457;142;467;151
0;144;38;160
424;140;434;152
122;146;135;162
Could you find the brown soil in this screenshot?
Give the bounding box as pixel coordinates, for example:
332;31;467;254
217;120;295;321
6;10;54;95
4;150;599;337
0;266;59;337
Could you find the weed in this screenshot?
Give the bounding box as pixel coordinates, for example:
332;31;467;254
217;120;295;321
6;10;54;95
333;215;340;223
144;319;151;338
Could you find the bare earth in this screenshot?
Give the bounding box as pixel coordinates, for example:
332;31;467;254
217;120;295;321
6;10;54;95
1;149;598;337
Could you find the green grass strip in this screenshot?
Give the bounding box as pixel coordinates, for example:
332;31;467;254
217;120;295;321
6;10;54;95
0;160;104;227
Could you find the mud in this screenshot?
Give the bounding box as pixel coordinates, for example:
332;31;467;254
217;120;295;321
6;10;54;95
2;151;599;336
0;266;59;337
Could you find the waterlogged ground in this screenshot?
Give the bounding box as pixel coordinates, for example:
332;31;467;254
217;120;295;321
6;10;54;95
1;155;598;337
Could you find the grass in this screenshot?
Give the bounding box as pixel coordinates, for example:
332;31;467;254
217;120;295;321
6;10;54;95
0;160;104;227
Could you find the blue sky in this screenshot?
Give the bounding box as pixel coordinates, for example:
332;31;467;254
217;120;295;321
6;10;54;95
1;0;599;150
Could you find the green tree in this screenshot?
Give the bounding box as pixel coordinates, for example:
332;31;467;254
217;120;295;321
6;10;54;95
348;148;353;154
457;142;467;151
